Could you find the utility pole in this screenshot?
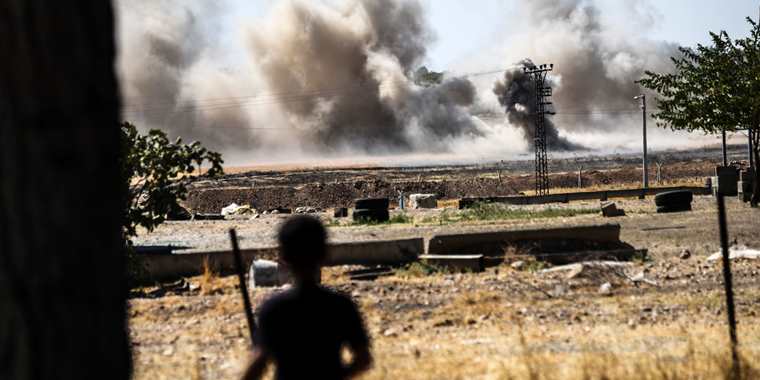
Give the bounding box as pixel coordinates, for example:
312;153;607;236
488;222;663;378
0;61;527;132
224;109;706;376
634;94;649;189
749;129;754;168
722;129;728;167
524;63;555;196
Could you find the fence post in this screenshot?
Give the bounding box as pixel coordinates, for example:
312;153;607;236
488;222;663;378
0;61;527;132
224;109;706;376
716;194;739;376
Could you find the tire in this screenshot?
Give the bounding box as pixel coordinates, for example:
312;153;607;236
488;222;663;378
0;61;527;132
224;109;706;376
352;208;390;222
654;190;693;207
354;198;390;210
656;203;692;213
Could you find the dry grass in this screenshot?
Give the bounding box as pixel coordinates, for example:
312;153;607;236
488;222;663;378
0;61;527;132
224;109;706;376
438;199;461;209
199;257;218;296
366;323;760;380
130;260;760;379
363;281;760;380
522;178;704;196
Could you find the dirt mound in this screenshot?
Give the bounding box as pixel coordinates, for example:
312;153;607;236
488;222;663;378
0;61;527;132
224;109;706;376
185;178;518;213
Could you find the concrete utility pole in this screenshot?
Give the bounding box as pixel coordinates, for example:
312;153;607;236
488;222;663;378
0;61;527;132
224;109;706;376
749;129;755;168
722;129;728;167
634;94;649;189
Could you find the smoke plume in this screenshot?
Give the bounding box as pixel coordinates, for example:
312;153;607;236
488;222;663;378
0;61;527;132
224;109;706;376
248;0;479;153
493;60;582;151
486;0;678;151
118;1;256;153
116;0;686;161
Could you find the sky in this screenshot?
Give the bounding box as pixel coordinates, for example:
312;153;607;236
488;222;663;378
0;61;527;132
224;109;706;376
117;0;760;164
227;0;760;72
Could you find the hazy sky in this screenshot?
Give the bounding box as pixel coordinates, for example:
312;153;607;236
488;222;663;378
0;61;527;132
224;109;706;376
425;0;760;69
227;0;760;71
117;0;759;162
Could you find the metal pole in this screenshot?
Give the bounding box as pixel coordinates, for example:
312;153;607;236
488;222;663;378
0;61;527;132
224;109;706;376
642;95;649;189
716;194;739;376
635;95;649;188
722;129;728;167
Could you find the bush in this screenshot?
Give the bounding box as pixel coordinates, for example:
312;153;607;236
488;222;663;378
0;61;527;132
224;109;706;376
121;122;223;238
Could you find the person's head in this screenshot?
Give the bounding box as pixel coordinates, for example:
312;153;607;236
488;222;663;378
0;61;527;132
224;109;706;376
277;215;327;282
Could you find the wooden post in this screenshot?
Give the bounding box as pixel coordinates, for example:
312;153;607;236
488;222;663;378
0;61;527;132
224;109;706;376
230;229;257;348
656;162;663;184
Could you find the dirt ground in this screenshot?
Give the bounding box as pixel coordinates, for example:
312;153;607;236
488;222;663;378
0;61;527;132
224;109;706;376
183;145;744;212
130;195;760;379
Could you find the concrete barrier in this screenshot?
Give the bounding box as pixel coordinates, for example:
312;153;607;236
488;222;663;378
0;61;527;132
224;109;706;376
460;186;710;209
739;170;755;202
713;166;739;196
134;238;423;283
326;238;422;266
427;223;622;257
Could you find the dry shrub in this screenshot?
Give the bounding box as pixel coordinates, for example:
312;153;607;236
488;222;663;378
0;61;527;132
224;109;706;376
199;256;217;296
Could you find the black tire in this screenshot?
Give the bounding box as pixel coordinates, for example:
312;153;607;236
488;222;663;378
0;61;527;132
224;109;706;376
654;190;693;207
352;208;390;222
656;203;692;213
354;198;390;210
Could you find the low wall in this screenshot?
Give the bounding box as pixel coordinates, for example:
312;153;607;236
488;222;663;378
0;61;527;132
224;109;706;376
459;186;711;209
135;238;423;283
427;223;622;257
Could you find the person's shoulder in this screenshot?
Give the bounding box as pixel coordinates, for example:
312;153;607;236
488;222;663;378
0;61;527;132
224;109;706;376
319;286;359;310
257;288;298;316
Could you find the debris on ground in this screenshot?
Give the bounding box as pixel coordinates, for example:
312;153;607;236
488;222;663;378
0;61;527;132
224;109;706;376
510;260;526;270
540;261;632;279
221;203;255;216
249;260;292;287
333;207;349;218
706;246;760;262
601;201;626;217
192;213;225;220
409;194;438;209
264;208;292;215
655;190;693;213
166;206;193;221
295;206;319;214
679;249;692;260
598;282;613;295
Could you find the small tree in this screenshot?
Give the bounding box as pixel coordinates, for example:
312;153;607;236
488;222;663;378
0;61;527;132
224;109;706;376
639;17;760;207
121;122;224;237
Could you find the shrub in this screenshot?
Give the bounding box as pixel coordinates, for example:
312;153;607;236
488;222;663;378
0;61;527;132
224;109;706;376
121;122;223;238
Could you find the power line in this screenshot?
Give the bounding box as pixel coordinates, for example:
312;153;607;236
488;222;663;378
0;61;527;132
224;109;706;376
122;66;524;115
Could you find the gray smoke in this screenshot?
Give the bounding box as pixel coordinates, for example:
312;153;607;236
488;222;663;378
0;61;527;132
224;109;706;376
248;0;479;153
117;0;682;159
493;60;582;151
118;1;255;152
491;0;678;149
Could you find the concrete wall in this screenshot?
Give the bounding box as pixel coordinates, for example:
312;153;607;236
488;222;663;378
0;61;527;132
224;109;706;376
460;186;710;209
135;239;424;284
135;224;626;284
427;224;622;256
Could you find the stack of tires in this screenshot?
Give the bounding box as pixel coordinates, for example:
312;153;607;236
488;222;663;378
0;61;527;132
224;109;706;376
353;198;390;223
654;190;693;213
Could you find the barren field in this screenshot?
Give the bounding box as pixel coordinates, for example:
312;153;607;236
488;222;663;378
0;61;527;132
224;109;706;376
130;146;760;379
184;145;747;213
131;195;760;379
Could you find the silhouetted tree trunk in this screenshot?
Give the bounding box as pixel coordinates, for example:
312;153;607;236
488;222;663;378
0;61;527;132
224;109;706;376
0;2;131;379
